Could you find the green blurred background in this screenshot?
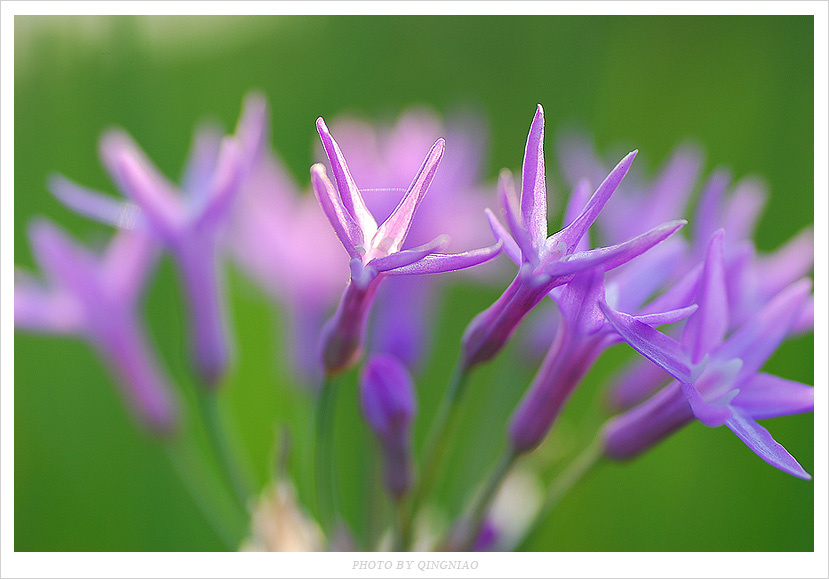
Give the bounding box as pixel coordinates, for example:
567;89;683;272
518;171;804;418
14;15;814;551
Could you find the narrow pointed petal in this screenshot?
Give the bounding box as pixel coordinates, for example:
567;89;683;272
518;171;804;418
733;373;814;419
100;130;184;237
14;273;83;334
632;304;698;327
102;231;158;303
310;164;363;258
792;294;814;335
234;91;270;164
722;177;768;243
680;381;732;427
520;105;548;249
195;137;245;230
373;138;444;254
316;117;377;236
181;123;223;200
599;301;702;384
682;230;728;363
554;150;637;253
485;208;521;265
641;260;702;316
609;236;687;313
756;227;814;298
369;235;449;273
545;220;685;277
717;278;812;377
48;174;146;231
498;169;535;262
643;144;702;227
724;411;811;479
28;219;97;295
692;169;730;249
385;241;502;276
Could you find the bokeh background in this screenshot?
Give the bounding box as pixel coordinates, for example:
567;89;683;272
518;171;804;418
14;15;814;551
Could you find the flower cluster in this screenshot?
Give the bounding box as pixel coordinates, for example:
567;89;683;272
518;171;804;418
15;93;813;551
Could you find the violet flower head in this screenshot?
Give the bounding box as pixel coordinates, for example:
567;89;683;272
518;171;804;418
462;105;685;370
601;231;814;479
15;222;177;433
311;118;502;375
360;353;417;499
48;97;258;386
507;264;698;453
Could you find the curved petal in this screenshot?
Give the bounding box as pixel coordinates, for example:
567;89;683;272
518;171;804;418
682;230;727;363
520;104;548;250
310;163;363;258
368;235;448;273
385;241;502;276
498;169;535;262
724;411;811;479
48;174;146;231
733;373;814;419
485;208;521;266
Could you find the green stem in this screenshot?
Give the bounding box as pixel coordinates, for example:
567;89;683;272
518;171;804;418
315;374;339;536
408;360;472;529
394;496;410;552
518;436;603;549
162;439;242;550
195;387;251;514
459;450;518;551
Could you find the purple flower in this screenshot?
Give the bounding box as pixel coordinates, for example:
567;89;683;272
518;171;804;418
461;105;685;370
600;231;813;479
321;109;494;369
15;221;178;432
312;118;502;375
360;354;417;498
47;97;257;385
608;168;814;412
507;265;697;453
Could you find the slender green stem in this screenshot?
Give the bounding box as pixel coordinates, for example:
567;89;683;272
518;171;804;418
315;374;339;536
394;496;410;552
162;439;242;550
458;449;518;551
408;360;472;528
518;436;603;548
195;387;251;514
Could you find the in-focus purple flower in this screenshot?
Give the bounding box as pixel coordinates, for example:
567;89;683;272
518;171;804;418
461;105;685;370
600;231;814;479
360;353;417;499
15;221;177;432
312;118;502;375
321;110;495;370
608;167;814;412
47;98;258;385
507;264;697;453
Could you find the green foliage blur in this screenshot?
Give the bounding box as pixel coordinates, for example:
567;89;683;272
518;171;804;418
14;15;814;551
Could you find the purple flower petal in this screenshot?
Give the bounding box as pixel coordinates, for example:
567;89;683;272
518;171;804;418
692;168;730;250
48;174;146;231
562;179;593;254
553;150;637;254
498;169;534;262
642;144;702;230
756;227;814;299
360;353;416;437
520;104;548;250
716;278;812;377
14;272;83;334
721;176;768;244
101;231;159;304
724;411;810;479
100;130;184;238
680;381;732;427
181;123;224;201
485;209;521;265
368;235;448;273
372;138;444;254
682;230;728;363
544;220;685;277
599;301;703;384
316;117;378;236
234;91;270;166
385;241;502;276
195;137;245;230
632;304;698;327
310;163;363;258
733;373;814;419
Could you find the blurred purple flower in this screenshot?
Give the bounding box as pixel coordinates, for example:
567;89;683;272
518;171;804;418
462;105;685;370
360;353;417;499
47;97;259;386
15;222;177;432
601;231;813;479
312;118;501;375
